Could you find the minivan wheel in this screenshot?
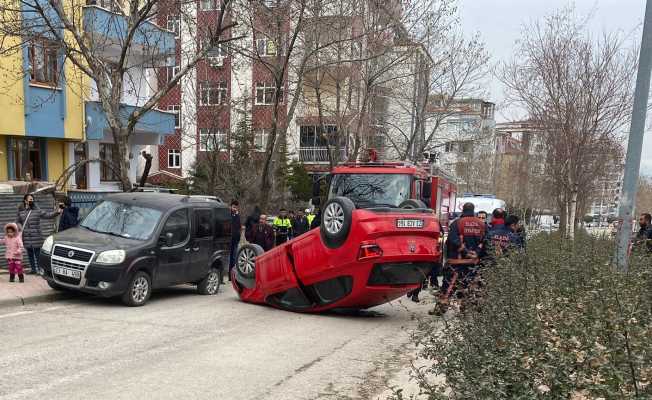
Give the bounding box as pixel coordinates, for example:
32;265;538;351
198;268;221;295
122;271;151;307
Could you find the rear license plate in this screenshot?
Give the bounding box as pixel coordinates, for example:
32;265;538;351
396;219;424;228
53;266;81;279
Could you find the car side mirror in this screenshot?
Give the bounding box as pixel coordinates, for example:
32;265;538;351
423;182;432;199
161;232;174;247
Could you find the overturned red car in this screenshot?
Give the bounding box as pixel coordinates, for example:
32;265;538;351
232;161;449;312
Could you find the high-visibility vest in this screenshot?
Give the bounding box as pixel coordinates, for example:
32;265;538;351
273;217;292;234
306;213;315;225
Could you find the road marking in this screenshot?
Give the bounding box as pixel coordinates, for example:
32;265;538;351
0;305;66;320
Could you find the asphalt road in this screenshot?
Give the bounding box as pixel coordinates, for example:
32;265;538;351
0;284;431;400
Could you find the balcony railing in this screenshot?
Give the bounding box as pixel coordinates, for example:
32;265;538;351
299;147;346;163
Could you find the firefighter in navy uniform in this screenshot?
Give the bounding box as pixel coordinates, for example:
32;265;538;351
430;202;486;316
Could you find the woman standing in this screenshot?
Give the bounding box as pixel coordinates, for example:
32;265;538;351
16;194;60;274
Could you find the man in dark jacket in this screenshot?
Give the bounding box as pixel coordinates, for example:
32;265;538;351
245;214;275;251
58;196;79;232
228;200;241;281
431;202;486;315
292;209;310;237
486;209;511;257
635;213;652;252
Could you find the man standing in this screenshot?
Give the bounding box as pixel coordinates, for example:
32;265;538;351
293;209;310;237
431;202;486;315
228;200;241;281
245;214;275;251
486;209;511;257
273;208;293;246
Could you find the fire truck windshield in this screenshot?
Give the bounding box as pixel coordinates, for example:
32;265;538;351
328;173;411;208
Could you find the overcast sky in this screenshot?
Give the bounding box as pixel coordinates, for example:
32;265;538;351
457;0;652;176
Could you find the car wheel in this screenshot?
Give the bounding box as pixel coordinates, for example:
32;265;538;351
122;271;152;307
197;268;221;295
399;199;428;209
237;244;264;279
320;196;355;249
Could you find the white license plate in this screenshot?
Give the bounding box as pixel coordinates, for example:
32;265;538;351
53;266;81;279
396;219;424;228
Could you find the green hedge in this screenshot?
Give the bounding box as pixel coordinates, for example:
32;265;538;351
406;234;652;399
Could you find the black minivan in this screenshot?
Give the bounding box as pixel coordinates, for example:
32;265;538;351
39;193;232;306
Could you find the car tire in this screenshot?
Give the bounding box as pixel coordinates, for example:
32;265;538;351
236;244;264;279
47;280;68;291
197;268;221;295
121;271;152;307
320;196;355;249
399;199;428;209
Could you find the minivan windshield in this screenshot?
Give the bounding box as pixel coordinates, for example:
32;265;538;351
81;201;163;240
328;173;411;208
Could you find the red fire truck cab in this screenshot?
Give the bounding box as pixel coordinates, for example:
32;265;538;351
232;161;456;312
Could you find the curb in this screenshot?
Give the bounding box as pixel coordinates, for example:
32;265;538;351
0;291;78;309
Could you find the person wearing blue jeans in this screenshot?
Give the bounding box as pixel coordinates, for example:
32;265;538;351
26;247;40;274
227;200;241;282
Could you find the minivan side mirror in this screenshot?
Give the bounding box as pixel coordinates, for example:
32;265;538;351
161;232;174;247
423;182;432;199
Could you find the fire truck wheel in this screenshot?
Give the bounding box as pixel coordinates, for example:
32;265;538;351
399;199;428;209
320;196;355;249
236;244;264;279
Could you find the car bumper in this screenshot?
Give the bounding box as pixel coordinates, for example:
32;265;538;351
39;252;127;297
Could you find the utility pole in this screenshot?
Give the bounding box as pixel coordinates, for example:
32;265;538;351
616;0;652;270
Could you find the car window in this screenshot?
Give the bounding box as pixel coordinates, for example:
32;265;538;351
161;209;190;246
194;209;213;238
214;208;231;238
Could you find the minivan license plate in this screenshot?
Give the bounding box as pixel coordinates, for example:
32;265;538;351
53;266;80;279
396;219;424;228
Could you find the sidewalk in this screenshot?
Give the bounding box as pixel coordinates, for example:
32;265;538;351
0;270;74;308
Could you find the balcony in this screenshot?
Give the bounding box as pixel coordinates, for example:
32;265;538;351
85;101;175;144
299;147;346;163
83;5;175;66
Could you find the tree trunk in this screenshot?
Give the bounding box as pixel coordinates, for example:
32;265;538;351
568;189;578;239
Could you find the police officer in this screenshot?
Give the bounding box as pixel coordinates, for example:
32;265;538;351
273;208;293;246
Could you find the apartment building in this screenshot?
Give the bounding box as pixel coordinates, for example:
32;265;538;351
0;0;176;191
424;98;496;191
149;0;419;182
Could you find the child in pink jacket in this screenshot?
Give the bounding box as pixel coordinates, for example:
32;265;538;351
1;223;24;282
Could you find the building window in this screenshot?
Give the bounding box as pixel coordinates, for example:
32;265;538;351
28;40;59;86
255;83;283;105
167;105;181;128
201;38;228;63
199;81;227;105
89;0;123;12
168;149;181;168
199;0;220;10
262;0;278;7
167;15;180;37
299;125;339;147
199;128;228;151
166;65;180;85
99;143;121;181
8;138;44;181
444;142;454;152
256;38;278;57
254;129;269;151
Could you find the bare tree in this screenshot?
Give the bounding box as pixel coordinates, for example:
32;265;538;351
501;8;635;237
0;0;240;190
